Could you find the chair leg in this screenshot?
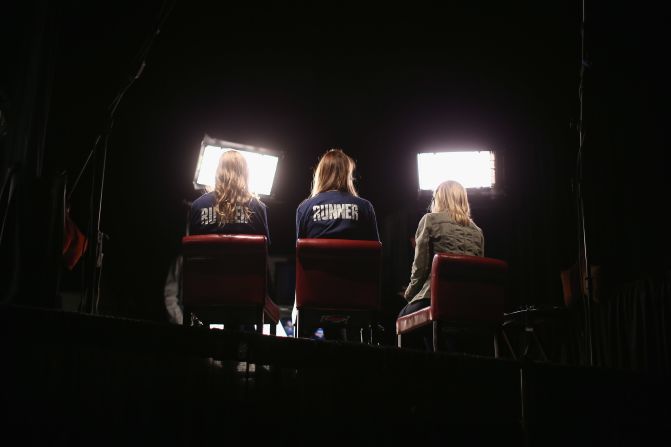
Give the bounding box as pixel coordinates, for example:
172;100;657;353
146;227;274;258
501;327;517;360
493;331;500;359
397;333;402;348
531;330;549;361
294;312;300;338
432;321;440;352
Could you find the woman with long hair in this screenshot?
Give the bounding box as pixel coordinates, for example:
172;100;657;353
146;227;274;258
294;149;380;339
190;150;269;240
296;148;379;241
400;180;484;318
167;151;270;325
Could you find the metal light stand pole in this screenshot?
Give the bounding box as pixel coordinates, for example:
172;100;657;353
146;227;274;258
575;0;594;366
91;124;112;314
518;5;595;445
70;1;175;314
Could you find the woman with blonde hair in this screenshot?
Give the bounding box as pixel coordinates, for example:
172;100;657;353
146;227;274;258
190;150;269;240
399;180;484;319
296;148;379;241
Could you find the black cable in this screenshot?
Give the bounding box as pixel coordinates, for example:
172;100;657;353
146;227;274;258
0;166;19;246
69;0;176;202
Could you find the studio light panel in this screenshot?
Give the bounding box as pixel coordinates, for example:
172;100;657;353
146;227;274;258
194;139;279;196
417;150;495;191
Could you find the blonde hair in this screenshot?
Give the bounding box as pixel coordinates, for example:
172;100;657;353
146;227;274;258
214;150;253;224
310;149;358;197
431;180;472;226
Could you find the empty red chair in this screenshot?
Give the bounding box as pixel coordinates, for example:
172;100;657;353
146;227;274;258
295;238;382;341
182;234;279;333
396;253;508;354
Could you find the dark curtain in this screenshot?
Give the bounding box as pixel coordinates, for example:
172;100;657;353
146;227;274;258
593;271;671;373
581;3;671;373
0;0;63;307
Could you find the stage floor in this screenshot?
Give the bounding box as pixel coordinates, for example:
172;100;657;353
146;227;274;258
2;304;669;446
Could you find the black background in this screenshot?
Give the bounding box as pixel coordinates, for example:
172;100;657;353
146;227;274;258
3;1;670;322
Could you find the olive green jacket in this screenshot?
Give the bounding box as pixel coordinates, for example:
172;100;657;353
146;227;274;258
404;212;484;303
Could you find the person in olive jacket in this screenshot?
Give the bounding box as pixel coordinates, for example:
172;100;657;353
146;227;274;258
399;180;484;319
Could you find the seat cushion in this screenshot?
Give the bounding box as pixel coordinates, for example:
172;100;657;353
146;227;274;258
396;307;432;334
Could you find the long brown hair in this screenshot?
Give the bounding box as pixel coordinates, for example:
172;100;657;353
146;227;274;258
310;149;358;197
214;150;253;224
431;180;472;226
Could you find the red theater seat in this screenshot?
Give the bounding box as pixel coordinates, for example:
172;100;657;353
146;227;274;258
396;253;508;354
295;238;382;342
182;234;279;333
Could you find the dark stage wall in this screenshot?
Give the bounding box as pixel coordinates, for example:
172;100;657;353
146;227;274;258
2;2;670;371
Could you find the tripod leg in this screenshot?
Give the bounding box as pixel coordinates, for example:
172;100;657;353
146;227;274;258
533;331;549;361
523;327;532;358
502;327;517;360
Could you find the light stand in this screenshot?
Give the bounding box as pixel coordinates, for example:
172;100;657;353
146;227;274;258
69;1;175;314
575;0;594;366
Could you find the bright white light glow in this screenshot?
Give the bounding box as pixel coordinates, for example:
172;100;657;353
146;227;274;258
195;144;279;196
209;323;287;336
417;150;495;190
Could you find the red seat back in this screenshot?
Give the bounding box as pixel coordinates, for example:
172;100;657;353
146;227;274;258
430;253;507;323
295;238;382;310
182;234;267;308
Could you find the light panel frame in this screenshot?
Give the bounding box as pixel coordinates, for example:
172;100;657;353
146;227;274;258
417;149;496;191
193;135;281;197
